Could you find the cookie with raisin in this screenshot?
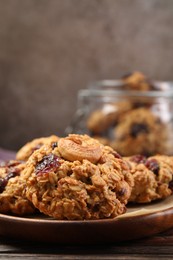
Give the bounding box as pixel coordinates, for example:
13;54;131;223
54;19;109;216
23;134;133;220
86;101;132;135
0;160;35;215
124;154;173;203
16;135;59;161
112;108;168;156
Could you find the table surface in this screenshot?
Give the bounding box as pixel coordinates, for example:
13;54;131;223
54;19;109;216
1;227;173;259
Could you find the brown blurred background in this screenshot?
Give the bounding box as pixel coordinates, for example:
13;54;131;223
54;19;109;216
0;0;173;150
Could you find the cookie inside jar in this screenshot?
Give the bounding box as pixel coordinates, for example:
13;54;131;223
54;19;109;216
67;71;173;157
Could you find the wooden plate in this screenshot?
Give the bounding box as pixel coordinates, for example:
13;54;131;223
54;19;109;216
0;149;173;244
0;196;173;244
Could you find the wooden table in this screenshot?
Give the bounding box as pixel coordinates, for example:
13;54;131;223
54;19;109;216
1;228;173;259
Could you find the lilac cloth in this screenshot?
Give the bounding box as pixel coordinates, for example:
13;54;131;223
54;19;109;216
0;148;16;162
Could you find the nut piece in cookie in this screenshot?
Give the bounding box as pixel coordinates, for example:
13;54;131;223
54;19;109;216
24;134;133;220
0;160;35;215
16;135;59;161
58;134;103;163
124;154;173;203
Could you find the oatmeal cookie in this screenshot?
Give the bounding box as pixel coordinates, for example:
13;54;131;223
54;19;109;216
87;101;132;135
112;108;167;156
16;135;59;161
0;160;35;215
124;154;173;203
24;134;133;220
122;71;154;91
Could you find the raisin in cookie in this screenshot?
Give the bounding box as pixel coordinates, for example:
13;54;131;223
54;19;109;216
24;134;133;220
16;135;59;161
0;160;35;215
124;155;173;203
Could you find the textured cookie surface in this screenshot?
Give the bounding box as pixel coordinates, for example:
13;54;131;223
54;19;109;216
16;135;59;161
112;108;167;156
24;134;133;220
87;101;132;135
124;155;173;203
0;160;35;215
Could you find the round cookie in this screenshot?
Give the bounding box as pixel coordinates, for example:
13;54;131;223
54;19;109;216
112;108;168;156
16;135;59;161
124;154;173;203
87;101;132;135
24;134;133;220
122;71;154;91
0;160;35;215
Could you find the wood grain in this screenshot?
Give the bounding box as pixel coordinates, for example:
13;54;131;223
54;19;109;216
0;228;173;259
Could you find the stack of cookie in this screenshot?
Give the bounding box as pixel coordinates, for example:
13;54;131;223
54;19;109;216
0;135;59;216
87;72;173;156
0;134;173;220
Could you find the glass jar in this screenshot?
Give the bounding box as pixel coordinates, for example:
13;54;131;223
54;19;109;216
66;73;173;157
